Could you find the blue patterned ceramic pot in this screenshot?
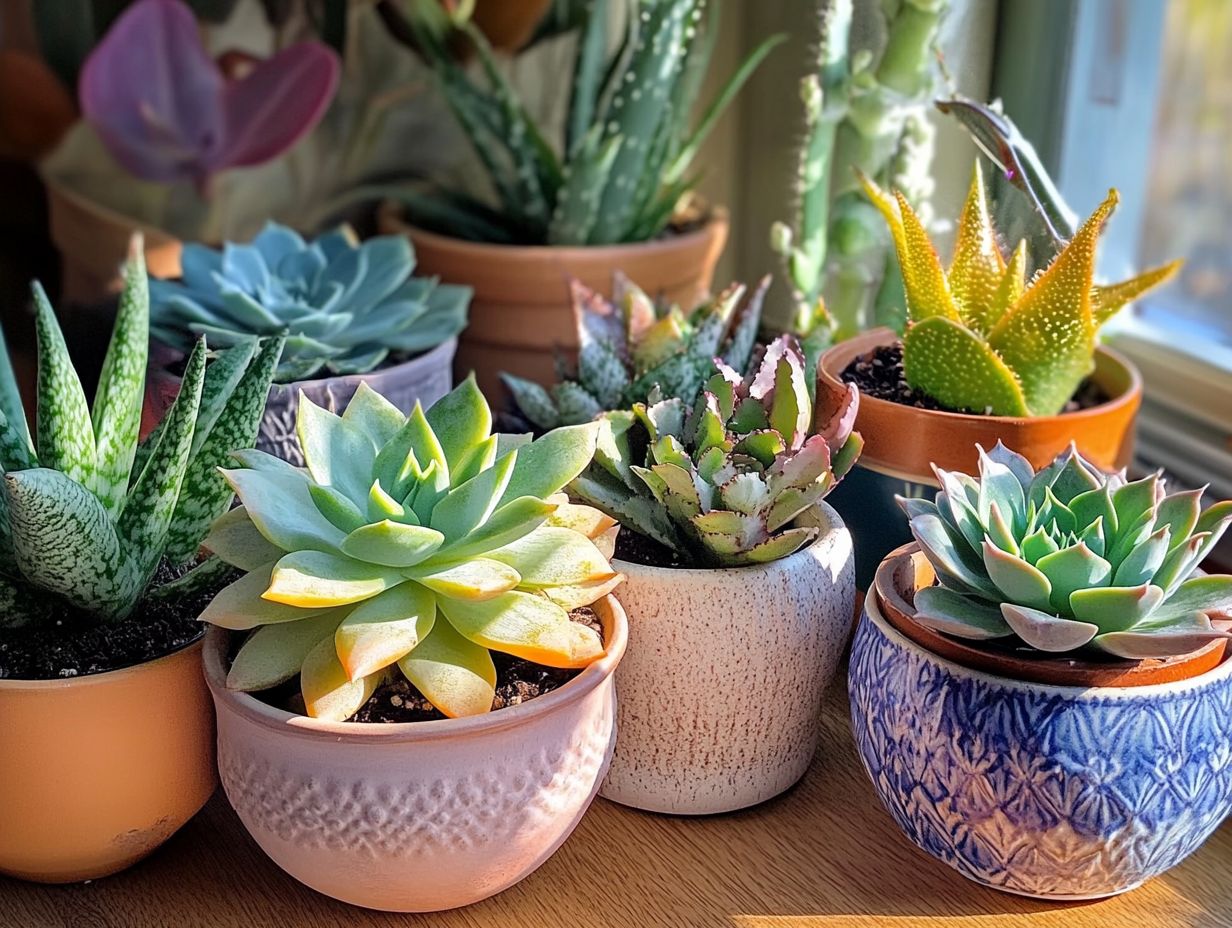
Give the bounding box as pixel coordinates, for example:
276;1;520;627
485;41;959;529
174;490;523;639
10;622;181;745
849;578;1232;900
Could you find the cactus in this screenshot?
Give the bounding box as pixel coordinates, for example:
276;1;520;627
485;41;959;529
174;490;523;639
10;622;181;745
0;239;283;627
501;274;767;430
201;377;623;721
901;443;1232;659
396;0;783;245
150;222;471;383
572;334;862;567
770;0;949;343
861;164;1181;417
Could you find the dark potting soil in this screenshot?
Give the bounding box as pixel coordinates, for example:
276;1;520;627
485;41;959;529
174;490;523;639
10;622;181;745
841;342;1107;414
613;527;697;570
0;560;234;680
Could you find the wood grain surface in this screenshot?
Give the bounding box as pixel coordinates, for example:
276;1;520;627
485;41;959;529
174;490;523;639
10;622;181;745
4;680;1230;928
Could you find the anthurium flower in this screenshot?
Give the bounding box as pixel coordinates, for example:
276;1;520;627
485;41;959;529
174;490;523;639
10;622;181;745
79;0;340;186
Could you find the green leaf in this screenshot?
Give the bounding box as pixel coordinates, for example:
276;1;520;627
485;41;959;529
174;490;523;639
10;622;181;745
341;383;406;450
1152;576;1232;623
438;589;600;667
204;506;287;570
340;520;445;568
200;562;332;630
1069;583;1164;633
1092;613;1231;660
335;583;436;681
903;316;1029;416
297;395;378;507
399;616;496;718
266;550;404;608
227;611;344;691
913;585;1013;639
377;402;449;500
222;468;346;554
486;526;615;589
301;633;380;721
1035;543;1112;616
424;374;491;473
432;496;556;562
983;540;1054;612
0;322;33;464
32;282;95;486
501;374;560;431
1113;526;1171;587
413;558;521;601
429;450;516;542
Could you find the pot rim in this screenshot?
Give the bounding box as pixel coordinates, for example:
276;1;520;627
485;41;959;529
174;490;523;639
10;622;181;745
611;501;846;578
203;594;627;744
0;635;204;692
818;327;1142;427
865;554;1232;697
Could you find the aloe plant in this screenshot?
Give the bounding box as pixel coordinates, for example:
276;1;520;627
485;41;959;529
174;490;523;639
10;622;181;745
200;377;623;721
395;0;783;245
149;222;471;383
901;443;1232;659
572;335;862;567
861;164;1181;417
0;239;283;627
502;274;767;430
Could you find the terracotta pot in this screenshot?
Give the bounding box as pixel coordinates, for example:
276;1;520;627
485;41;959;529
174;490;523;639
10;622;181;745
815;327;1143;589
143;338;456;464
204;596;628;912
848;550;1232;899
0;639;217;883
599;504;855;814
378;204;729;400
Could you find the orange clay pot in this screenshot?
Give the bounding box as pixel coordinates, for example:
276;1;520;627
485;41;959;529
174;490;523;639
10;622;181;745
378;204;729;401
0;639;217;883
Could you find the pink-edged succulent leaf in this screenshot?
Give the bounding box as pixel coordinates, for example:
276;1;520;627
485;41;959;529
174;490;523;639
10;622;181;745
1092;612;1231;660
815;381;859;450
914;585;1012;640
1001;603;1098;652
1069;583;1165;634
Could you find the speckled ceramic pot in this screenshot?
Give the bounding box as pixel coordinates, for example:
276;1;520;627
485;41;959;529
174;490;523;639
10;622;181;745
849;581;1232;900
600;503;855;814
204;596;627;913
143;337;456;464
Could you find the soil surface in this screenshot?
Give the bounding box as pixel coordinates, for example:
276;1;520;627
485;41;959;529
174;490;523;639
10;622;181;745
841;342;1108;414
614;527;697;569
0;560;233;680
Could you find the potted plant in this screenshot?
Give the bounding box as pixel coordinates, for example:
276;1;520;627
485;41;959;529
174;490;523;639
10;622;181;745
0;241;281;882
143;221;471;463
500;272;768;431
198;376;628;912
849;442;1232;898
377;0;782;397
814;163;1181;588
569;334;861;813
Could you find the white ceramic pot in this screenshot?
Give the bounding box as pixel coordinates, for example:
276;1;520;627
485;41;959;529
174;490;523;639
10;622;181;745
204;596;627;913
600;503;855;814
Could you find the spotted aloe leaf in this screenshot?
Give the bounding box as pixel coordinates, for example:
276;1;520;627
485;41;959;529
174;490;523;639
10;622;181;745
32;283;95;486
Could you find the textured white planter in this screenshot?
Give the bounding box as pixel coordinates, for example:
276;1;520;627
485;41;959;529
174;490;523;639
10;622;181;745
600;503;855;814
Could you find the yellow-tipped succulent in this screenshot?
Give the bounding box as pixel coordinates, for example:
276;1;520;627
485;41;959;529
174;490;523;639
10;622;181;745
860;163;1181;416
199;378;623;721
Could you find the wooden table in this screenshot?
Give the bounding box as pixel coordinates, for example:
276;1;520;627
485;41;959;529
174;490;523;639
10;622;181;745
5;682;1231;928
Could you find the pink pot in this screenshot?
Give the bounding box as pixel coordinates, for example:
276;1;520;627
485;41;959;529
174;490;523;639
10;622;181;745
202;596;628;912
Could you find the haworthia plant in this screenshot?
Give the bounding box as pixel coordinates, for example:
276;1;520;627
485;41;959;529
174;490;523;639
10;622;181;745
502;274;768;431
397;0;783;245
861;164;1181;417
901;443;1232;659
201;377;623;721
0;238;282;627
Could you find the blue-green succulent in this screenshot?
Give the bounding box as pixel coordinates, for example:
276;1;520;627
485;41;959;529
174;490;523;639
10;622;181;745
150;223;471;383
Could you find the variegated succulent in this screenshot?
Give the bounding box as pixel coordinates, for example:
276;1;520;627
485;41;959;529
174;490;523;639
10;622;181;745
0;239;282;627
861;164;1181;416
901;443;1232;659
502;275;767;431
572;335;862;567
150;222;471;383
200;377;624;721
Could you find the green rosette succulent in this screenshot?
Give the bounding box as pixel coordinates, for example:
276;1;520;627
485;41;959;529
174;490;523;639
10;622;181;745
901;443;1232;658
0;238;283;627
572;334;863;567
502;274;767;431
149;222;471;383
200;377;624;721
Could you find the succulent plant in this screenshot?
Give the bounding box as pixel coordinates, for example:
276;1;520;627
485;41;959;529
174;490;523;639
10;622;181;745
501;274;768;431
0;239;283;627
394;0;782;245
572;335;862;567
860;164;1181;417
901;443;1232;659
150;222;471;383
200;377;624;721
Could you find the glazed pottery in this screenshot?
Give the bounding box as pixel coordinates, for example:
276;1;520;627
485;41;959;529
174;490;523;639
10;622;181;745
848;546;1232;900
815;327;1143;589
600;504;855;815
0;639;217;883
378;204;728;400
143;337;456;464
204;596;628;912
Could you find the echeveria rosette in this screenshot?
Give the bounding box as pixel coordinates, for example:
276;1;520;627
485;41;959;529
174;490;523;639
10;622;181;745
150;222;471;383
0;236;282;627
572;334;863;568
79;0;340;187
861;163;1181;416
502;274;768;431
900;443;1232;659
200;377;624;721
